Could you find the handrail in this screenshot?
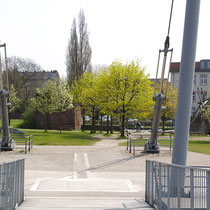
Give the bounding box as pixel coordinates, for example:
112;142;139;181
0;134;33;154
0;159;25;209
145;160;210;209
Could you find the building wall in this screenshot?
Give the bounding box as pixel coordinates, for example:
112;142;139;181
170;61;210;115
35;107;82;130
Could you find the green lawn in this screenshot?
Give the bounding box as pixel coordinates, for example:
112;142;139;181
6;119;210;154
188;140;210;155
14;129;100;146
10;119;23;128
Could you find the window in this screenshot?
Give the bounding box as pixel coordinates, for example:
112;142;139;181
200;61;205;69
192;91;196;102
200;74;207;85
207;61;210;69
200;60;210;69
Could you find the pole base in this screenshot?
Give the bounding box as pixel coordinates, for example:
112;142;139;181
1;146;13;151
144;140;160;153
0;140;14;151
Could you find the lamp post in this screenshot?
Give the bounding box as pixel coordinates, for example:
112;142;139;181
0;43;12;150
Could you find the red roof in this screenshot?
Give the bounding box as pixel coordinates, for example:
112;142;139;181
170;62;200;72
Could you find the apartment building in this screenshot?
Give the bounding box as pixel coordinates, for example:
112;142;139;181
169;59;210;115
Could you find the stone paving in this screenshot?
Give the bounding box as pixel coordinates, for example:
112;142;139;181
0;132;209;209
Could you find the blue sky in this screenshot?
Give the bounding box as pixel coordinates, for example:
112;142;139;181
1;0;210;78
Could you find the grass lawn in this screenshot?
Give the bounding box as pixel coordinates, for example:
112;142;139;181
10;119;23;128
16;129;100;146
188;140;210;155
6;119;210;153
119;138;210;155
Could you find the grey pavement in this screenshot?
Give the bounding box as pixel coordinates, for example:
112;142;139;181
1;133;209;209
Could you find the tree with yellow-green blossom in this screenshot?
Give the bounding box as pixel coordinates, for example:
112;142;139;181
71;72;98;133
31;80;73;131
97;60;153;136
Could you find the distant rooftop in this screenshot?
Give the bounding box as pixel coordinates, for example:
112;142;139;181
170;60;210;73
20;70;60;81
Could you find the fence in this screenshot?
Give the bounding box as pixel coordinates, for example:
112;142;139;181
0;159;24;210
126;131;173;156
0;135;33;154
145;160;210;210
11;135;33;154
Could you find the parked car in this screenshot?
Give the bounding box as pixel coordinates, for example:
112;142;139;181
85;116;90;121
102;115;111;121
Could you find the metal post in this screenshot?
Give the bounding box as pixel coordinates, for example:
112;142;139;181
0;52;3;90
0;90;11;149
172;0;200;166
28;136;30;152
3;44;9;91
190;168;194;210
159;163;162;209
25;137;27;154
207;171;210;210
126;134;129;150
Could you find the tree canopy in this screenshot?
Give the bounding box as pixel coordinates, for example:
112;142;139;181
72;60;153;136
66;9;92;87
97;60;153;136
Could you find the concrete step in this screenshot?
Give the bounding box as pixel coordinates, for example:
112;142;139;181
16;197;153;210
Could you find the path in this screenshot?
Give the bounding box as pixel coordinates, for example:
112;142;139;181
0;133;209;209
9;134;153;210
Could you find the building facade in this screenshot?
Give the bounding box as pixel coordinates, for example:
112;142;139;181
169;59;210;116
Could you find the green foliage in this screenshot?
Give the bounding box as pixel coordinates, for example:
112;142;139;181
72;72;98;110
162;83;177;119
9;84;21;113
71;72;98;133
56;80;73;112
21;105;36;129
97;60;153;136
31;80;58;116
202;105;210;120
98;60;153;116
31;80;73;131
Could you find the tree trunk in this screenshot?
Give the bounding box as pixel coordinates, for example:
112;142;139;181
106;115;109;134
162;116;165;132
121;105;125;137
82;108;86;132
110;115;113;134
91;106;95;134
100;114;103;133
8;113;11;126
44;114;48;131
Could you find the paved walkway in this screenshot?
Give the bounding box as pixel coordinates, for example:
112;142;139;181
0;133;209;209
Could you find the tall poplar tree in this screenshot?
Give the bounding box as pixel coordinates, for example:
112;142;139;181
66;19;78;86
66;9;92;87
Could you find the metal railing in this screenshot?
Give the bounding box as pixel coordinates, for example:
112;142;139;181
0;159;24;210
126;131;173;156
145;160;210;209
0;135;33;154
12;135;33;154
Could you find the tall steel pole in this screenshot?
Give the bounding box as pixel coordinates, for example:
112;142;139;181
0;52;3;90
172;0;200;166
0;44;12;150
4;44;9;91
